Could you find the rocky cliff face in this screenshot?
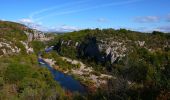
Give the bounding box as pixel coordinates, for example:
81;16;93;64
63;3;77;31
24;30;48;42
77;37;102;62
53;33;169;66
54;37;128;64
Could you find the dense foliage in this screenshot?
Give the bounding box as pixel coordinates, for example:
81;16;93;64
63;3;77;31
31;40;46;54
0;54;66;99
48;29;170;100
0;21;69;99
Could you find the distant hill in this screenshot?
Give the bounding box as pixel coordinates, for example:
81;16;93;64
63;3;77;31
0;20;29;40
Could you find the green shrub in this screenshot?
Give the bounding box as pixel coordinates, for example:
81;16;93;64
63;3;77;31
4;63;31;83
31;41;45;54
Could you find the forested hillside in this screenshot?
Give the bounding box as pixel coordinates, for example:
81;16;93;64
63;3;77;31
0;21;67;99
48;29;170;100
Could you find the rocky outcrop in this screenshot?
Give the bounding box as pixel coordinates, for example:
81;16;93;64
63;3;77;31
54;35;167;65
20;41;34;54
0;39;20;56
43;58;56;66
24;30;52;42
77;37;102;62
135;41;145;47
0;39;35;56
103;41;127;64
24;30;47;41
54;37;128;64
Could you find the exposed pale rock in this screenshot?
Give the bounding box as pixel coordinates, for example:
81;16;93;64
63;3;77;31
61;40;64;45
75;42;79;47
106;47;112;56
24;30;51;41
104;41;127;64
0;43;2;47
135;41;145;47
61;57;112;87
20;41;34;54
67;40;72;46
43;58;56;66
0;40;21;55
2;49;7;55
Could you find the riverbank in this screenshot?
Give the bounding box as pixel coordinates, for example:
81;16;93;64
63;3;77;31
42;56;112;92
38;57;87;93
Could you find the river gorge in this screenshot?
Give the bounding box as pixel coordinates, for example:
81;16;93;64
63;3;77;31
38;57;86;93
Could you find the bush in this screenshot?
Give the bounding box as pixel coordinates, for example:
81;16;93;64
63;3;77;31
31;41;45;54
4;63;31;83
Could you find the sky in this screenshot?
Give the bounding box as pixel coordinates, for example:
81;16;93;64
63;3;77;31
0;0;170;32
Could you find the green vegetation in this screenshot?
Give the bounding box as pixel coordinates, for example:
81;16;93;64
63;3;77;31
48;28;170;100
1;20;170;99
0;21;29;41
42;51;79;71
0;54;66;99
31;40;46;54
5;63;31;83
0;21;72;99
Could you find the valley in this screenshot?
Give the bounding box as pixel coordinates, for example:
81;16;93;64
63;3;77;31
0;20;170;100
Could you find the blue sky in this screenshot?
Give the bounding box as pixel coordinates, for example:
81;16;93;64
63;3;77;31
0;0;170;32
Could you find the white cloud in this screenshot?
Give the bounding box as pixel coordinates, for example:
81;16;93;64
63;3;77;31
18;18;80;32
134;16;160;23
60;25;80;31
18;18;49;31
119;26;170;33
19;18;34;23
133;26;170;33
0;19;6;21
166;14;170;22
97;18;108;23
155;26;170;32
132;27;149;32
49;25;80;32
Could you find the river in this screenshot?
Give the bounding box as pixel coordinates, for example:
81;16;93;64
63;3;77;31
38;58;86;93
